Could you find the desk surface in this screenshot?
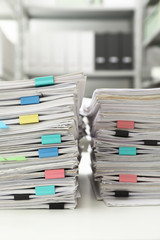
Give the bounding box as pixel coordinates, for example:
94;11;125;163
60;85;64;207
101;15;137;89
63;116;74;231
0;152;160;240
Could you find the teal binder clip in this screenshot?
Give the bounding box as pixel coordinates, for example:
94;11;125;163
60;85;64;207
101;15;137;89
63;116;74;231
35;76;54;87
35;185;55;196
0;121;8;129
119;147;136;155
41;134;61;144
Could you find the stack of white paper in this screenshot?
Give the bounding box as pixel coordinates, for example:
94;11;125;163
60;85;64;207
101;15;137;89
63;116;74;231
0;72;86;209
82;88;160;206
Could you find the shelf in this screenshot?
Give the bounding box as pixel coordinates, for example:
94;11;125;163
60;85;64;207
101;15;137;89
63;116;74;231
23;5;134;19
0;0;18;20
87;70;135;78
144;0;159;7
142;80;152;88
142;79;160;88
0;0;13;19
0;72;14;81
143;2;160;47
25;70;135;78
143;26;160;47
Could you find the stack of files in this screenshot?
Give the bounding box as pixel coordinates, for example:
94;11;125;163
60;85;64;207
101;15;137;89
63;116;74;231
0;72;86;209
82;88;160;206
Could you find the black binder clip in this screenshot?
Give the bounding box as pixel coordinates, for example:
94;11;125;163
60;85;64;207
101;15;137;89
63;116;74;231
115;130;129;138
144;140;158;146
14;194;30;200
114;190;129;198
49;203;64;209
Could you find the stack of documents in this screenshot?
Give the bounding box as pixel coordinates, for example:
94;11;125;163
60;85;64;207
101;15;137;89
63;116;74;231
82;88;160;206
0;72;86;209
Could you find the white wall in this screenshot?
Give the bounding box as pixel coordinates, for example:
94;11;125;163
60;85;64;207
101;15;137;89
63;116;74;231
0;20;17;43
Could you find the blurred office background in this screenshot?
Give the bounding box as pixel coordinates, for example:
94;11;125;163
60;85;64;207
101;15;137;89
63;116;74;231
0;0;160;97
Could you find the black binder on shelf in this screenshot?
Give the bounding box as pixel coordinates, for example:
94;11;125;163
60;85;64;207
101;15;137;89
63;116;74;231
120;33;133;70
106;33;120;70
95;33;106;70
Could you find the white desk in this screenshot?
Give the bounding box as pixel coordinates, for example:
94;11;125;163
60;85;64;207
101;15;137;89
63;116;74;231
0;152;160;240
